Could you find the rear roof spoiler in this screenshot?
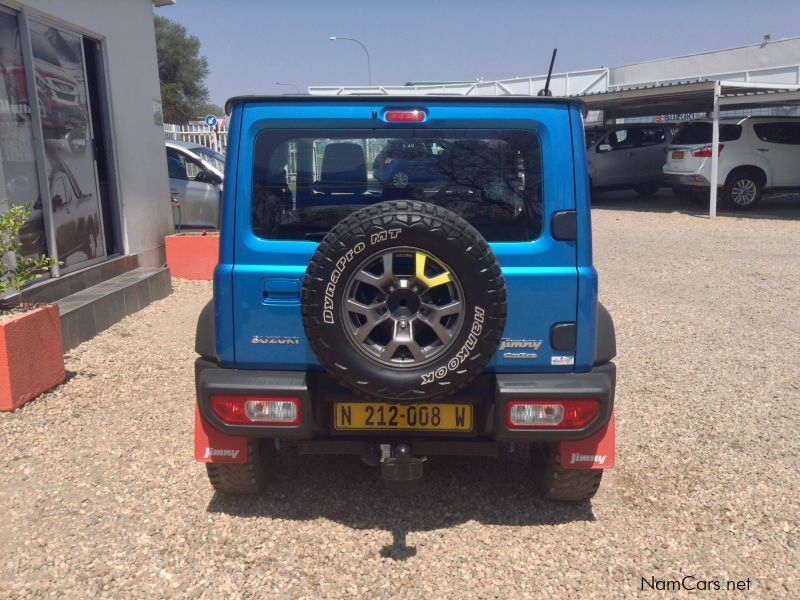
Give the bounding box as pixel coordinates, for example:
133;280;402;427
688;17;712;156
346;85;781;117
224;94;587;116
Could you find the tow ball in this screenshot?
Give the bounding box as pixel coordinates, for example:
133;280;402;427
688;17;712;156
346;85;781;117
364;443;426;485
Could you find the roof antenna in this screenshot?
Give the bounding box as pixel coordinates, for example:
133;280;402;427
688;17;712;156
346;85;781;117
538;48;557;96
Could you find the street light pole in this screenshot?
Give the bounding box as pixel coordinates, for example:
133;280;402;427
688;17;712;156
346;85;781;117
274;82;302;93
329;36;372;85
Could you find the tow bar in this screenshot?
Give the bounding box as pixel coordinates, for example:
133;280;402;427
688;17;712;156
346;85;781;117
364;443;426;488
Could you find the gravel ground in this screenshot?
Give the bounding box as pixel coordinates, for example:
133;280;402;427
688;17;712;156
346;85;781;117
1;196;798;598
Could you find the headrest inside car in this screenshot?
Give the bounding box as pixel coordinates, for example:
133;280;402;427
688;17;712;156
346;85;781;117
314;143;367;194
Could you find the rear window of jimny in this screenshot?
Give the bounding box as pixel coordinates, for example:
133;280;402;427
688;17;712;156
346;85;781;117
251;129;542;242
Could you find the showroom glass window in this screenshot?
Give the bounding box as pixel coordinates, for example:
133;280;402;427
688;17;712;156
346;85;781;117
29;19;106;268
251;129;543;242
0;8;45;260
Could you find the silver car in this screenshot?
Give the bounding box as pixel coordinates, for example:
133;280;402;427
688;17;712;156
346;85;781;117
585;124;674;197
165;140;224;229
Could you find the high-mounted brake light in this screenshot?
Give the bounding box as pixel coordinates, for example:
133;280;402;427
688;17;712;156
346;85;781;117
384;109;426;123
505;399;599;429
211;394;302;426
691;144;724;158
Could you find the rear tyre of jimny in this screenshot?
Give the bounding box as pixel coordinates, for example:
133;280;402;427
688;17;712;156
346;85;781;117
205;440;273;495
533;443;604;502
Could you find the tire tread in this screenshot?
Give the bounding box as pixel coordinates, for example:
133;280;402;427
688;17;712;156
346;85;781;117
205;440;271;495
535;443;604;502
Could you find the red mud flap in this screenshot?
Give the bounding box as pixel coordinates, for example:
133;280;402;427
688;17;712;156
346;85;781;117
559;412;615;469
194;406;248;463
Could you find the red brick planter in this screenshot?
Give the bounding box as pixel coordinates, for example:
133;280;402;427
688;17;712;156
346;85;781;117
0;304;65;411
165;232;219;280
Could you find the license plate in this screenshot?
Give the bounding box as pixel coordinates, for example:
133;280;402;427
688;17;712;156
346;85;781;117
671;151;684;159
334;402;472;431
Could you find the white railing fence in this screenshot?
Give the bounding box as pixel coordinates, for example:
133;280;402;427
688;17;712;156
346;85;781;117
163;122;228;154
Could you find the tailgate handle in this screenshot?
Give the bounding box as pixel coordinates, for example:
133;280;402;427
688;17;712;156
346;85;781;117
261;278;301;304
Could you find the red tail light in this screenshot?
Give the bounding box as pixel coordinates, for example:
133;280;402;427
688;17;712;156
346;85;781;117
384;109;426;123
211;395;302;426
505;399;600;429
691;144;724;158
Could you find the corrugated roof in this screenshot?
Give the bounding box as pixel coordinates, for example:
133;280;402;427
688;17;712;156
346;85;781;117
580;78;711;96
576;79;800;118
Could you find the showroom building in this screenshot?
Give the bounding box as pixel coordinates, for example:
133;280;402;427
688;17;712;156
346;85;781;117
0;0;175;347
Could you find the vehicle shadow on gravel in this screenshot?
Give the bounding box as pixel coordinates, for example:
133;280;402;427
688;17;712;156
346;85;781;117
206;453;596;560
591;190;800;221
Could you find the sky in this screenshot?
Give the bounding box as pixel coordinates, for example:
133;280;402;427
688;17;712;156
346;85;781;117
156;0;800;107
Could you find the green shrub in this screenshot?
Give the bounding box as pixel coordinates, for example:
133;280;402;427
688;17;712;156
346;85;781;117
0;205;59;295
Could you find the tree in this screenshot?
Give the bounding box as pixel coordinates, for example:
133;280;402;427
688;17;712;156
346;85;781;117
197;102;224;118
154;15;209;124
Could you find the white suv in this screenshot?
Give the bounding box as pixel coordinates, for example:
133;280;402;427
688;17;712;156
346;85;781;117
664;117;800;210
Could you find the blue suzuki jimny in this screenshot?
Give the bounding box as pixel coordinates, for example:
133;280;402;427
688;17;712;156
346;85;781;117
193;96;616;501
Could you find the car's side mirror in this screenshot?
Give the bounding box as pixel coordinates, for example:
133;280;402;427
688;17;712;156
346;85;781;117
598;144;612;153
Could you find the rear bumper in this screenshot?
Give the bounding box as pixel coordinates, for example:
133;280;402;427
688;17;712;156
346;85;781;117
664;172;713;188
195;358;616;443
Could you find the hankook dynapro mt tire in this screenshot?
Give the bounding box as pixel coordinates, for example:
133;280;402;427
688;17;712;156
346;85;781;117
301;200;507;401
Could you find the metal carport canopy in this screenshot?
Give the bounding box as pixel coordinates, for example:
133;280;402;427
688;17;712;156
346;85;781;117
577;80;800;119
718;87;800;110
576;80;800;217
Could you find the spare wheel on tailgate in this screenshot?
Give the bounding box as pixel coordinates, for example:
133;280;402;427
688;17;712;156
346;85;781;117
301;200;507;400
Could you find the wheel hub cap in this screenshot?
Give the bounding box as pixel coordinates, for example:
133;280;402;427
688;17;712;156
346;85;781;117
387;289;421;316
